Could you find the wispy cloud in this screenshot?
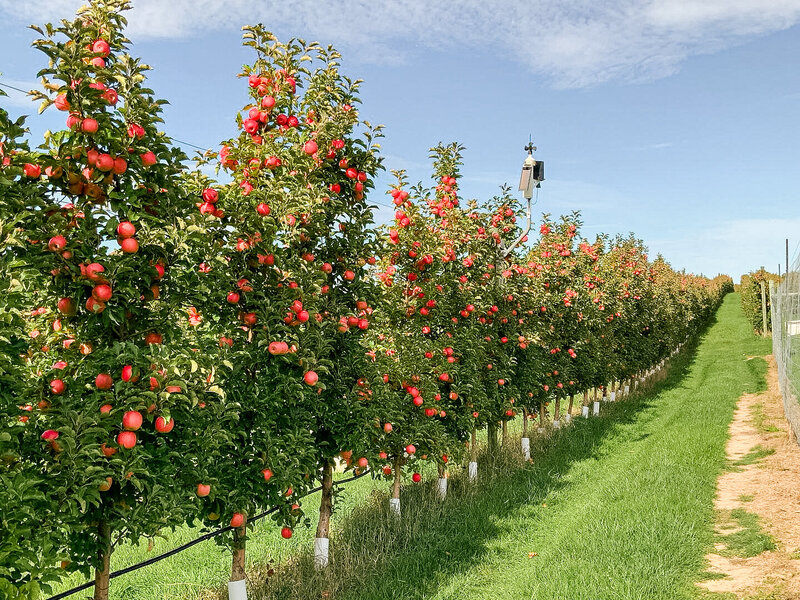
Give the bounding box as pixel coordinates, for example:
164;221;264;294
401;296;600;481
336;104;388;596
1;1;799;88
639;142;673;150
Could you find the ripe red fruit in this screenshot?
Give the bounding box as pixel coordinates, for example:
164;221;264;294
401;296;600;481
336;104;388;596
145;332;162;345
92;39;111;56
95;373;113;390
95;154;114;172
155;416;174;433
122;410;142;430
41;429;59;441
262;468;273;481
280;526;292;539
117;431;137;449
202;188;218;203
384;422;393;433
86;263;105;281
343;270;355;281
304;370;319;386
357;457;368;468
140;151;157;167
405;444;416;455
54;94;70;111
226;291;240;304
81;118;99;134
196;483;211;497
23;163;41;178
112;157;127;175
230;513;245;528
48;236;67;252
117;221;135;239
412;473;421;483
120;237;139;253
50;379;65;395
85;297;106;314
92;284;112;302
256;203;271;216
57;297;76;316
302;140;318;155
100;404;113;415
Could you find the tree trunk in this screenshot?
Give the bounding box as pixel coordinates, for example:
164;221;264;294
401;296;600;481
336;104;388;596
315;461;334;540
231;516;247;583
392;455;402;500
501;418;508;446
487;421;498;454
522;408;528;438
539;401;545;428
314;461;334;569
567;394;574;415
583;390;589;406
554;396;561;421
93;520;111;600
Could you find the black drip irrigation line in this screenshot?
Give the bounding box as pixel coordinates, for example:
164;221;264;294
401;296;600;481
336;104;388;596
48;469;371;600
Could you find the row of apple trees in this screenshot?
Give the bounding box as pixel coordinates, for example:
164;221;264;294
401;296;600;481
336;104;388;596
0;1;732;598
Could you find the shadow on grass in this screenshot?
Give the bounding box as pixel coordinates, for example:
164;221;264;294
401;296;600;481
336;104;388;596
207;339;706;600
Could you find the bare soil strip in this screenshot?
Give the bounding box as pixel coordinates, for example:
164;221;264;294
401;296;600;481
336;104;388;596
699;356;800;598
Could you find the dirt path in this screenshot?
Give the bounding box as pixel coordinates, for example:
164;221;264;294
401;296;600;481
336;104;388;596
699;356;800;598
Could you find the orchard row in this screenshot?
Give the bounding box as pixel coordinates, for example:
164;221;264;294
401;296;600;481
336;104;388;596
0;1;732;598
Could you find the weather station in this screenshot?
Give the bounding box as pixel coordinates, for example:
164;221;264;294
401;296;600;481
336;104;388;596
503;138;544;257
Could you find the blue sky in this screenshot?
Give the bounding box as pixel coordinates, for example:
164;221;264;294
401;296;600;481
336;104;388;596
2;0;799;279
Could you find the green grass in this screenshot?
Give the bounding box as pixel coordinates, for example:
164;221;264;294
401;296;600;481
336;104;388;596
715;509;776;558
738;494;755;503
235;293;771;600
52;294;772;600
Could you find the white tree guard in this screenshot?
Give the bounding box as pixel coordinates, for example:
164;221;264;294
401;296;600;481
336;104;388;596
389;497;401;517
610;391;616;402
468;461;478;481
313;537;329;570
564;413;571;424
553;419;561;429
228;578;247;600
582;405;589;418
593;401;600;415
537;427;545;435
521;437;530;460
624;385;630;395
437;477;448;500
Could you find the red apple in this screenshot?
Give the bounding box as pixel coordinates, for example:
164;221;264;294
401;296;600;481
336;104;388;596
145;332;162;345
121;410;142;430
117;430;136;449
303;370;318;386
280;526;292;539
23;163;41;178
120;237;139;253
48;235;67;252
49;379;65;395
196;483;211;497
230;512;245;527
92;284;112;302
92;39;111;56
95;373;113;390
412;473;421;483
140;151;157;167
81;118;99;134
154;416;174;433
262;468;273;481
57;297;76;316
